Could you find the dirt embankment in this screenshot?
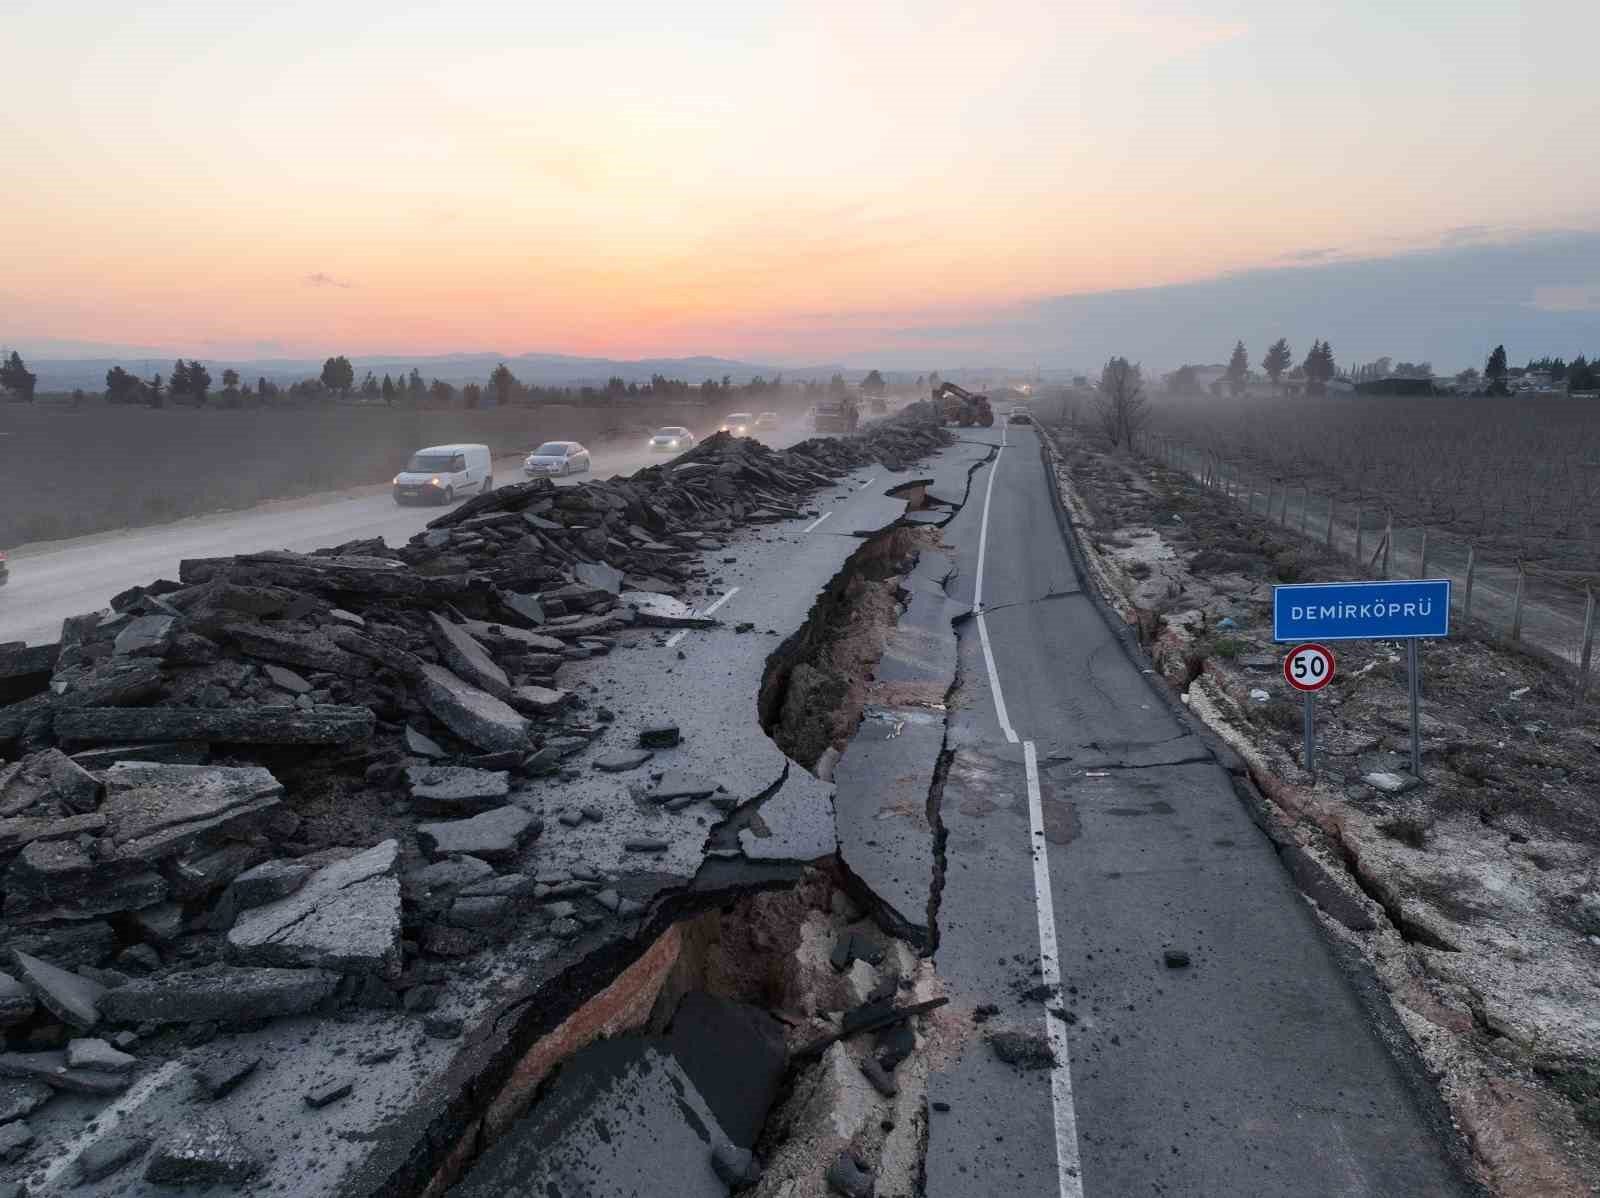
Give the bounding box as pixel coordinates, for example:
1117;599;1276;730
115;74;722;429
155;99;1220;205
1049;425;1600;1196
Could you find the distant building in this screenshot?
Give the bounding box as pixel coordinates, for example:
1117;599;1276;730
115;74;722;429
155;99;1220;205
1354;376;1437;396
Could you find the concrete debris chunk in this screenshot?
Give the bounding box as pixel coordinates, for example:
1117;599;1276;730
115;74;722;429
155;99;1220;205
0;749;101;817
405;725;447;759
416;664;530;753
113;614;176;658
98;964;340;1025
508;685;571;715
0;1051;129;1095
193;1053;260;1099
429;612;512;699
65;1037;137;1074
417;808;538;863
574;561;624;595
826;1150;876;1198
262;663;312;694
0;1119;32;1162
227;858;315;912
623;592;716;628
99;762;284;860
57;704;375;746
78;1133;148;1181
405;765;511;816
711;1141;763;1188
651;770;718;802
10;950;105;1031
0;1077;51;1123
227;840;402;979
593;750;652;773
305;1078;353;1109
144;1113;259;1185
1363;770;1422;795
639;722;681;749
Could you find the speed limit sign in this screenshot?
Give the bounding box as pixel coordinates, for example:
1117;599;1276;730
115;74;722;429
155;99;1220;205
1284;643;1335;692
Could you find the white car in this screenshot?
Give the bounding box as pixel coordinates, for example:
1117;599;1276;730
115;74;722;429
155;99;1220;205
721;411;755;436
393;443;492;505
649;427;696;454
524;441;591;477
755;411;780;432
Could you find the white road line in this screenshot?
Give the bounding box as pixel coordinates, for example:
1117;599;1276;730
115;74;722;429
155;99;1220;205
1025;739;1085;1198
803;511;833;533
663;586;741;649
36;1059;185;1189
856;476;877;491
973;422;1017;743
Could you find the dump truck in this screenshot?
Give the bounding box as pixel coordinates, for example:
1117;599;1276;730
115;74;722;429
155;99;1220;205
933;381;994;427
812;395;860;434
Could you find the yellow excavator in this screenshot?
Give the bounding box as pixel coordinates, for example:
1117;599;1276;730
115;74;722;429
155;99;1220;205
932;382;994;428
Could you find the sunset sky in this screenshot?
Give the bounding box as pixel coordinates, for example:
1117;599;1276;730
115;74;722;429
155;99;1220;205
4;0;1598;368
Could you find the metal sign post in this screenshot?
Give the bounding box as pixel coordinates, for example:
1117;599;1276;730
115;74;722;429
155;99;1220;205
1284;643;1335;776
1274;580;1451;782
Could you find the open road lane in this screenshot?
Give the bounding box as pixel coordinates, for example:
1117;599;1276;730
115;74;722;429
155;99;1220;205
925;420;1478;1196
0;421;813;647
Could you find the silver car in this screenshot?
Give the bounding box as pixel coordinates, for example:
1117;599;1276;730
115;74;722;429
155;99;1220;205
524;441;591;476
649;427;696;454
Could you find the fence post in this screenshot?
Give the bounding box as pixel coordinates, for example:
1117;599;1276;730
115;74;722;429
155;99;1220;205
1279;486;1289;527
1511;562;1525;641
1463;545;1476;621
1580;586;1596;702
1418;528;1428;579
1325;499;1336;549
1355;512;1365;569
1381;512;1393;578
1299;486;1310;535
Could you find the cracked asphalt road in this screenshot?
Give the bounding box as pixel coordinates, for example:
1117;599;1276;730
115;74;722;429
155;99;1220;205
923;422;1478;1197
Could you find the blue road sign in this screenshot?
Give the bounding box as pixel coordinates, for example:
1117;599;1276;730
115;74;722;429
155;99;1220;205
1273;579;1451;643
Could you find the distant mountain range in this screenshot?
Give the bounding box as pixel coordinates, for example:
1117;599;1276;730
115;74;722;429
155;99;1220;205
11;347;867;392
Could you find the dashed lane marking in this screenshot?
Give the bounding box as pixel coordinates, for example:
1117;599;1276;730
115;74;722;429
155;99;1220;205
663;586;741;648
803;511;833;533
856;476;877;490
36;1059;185;1189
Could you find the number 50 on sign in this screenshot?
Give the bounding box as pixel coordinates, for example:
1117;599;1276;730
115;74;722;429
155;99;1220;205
1284;643;1335;692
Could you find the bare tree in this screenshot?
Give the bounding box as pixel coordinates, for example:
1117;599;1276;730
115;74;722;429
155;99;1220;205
1095;356;1147;447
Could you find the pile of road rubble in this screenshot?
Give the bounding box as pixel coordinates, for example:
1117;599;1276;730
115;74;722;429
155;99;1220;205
0;410;950;1185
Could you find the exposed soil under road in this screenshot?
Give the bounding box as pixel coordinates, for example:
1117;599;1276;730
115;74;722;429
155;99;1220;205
1049;423;1600;1195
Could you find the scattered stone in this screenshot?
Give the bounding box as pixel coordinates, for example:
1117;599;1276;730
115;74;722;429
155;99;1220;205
416;807;538;864
593;889;621;913
425;1015;464;1039
931;1100;951;1112
144;1113;259;1185
227;840;402;978
10;950;105;1031
1163;949;1191;969
859;1056;898;1097
0;1078;50;1124
99;965;339;1025
416;663;530;754
194;1053;260;1099
594;750;653;773
557;810;583;828
406;725;447;759
509;685;571;715
711;1141;763;1188
79;1132;148;1181
971;1003;1000;1024
0;1119;32;1162
650;771;718;802
580;804;604;822
988;1029;1056;1070
547;918;582;939
639;722;681;749
65;1037;136;1074
1363;771;1421;795
448;896;510;927
305;1078;353;1109
623;838;669;854
826;1150;875;1198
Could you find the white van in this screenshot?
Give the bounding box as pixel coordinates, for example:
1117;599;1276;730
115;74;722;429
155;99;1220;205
393;443;493;505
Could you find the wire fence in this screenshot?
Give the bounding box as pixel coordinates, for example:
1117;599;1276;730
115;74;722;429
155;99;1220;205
1134;431;1600;694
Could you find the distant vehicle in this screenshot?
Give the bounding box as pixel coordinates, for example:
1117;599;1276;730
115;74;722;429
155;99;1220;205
649;426;696;453
721;411;755;436
755;411;780;431
933;382;994;428
0;550;8;589
524;441;590;477
813;396;860;434
393;443;492;505
1007;409;1033;424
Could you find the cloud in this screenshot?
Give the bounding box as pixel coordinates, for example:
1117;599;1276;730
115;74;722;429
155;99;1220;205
1527;284;1600;313
1280;247;1342;263
304;272;353;289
